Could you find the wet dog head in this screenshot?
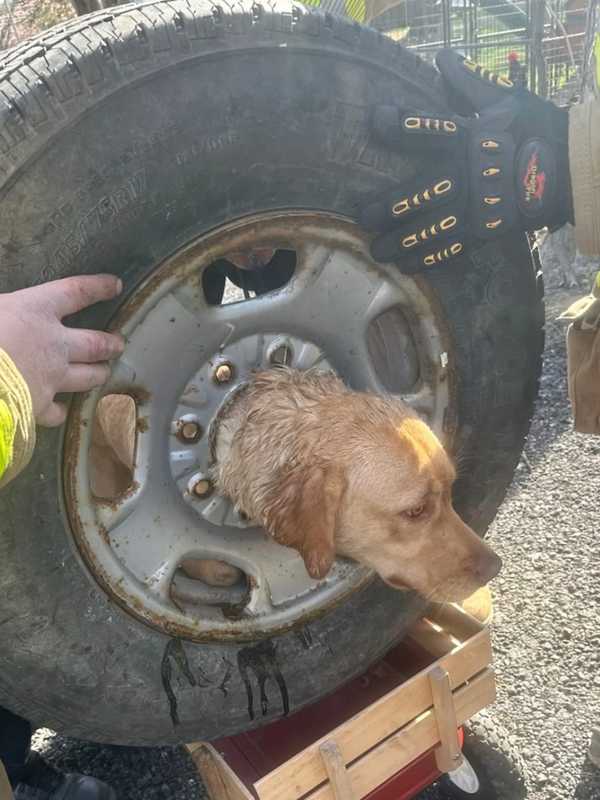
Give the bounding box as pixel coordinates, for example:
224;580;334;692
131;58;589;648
255;376;501;602
334;416;501;601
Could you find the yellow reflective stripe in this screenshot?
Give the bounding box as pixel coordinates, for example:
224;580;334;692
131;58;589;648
344;0;365;21
299;0;365;20
594;34;600;92
0;398;15;480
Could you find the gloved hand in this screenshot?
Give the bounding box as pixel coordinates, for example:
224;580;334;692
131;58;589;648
360;49;573;272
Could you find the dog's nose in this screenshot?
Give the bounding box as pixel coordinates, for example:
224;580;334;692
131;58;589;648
474;549;502;584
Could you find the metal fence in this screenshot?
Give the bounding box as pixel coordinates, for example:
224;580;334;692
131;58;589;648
368;0;597;102
0;0;597;102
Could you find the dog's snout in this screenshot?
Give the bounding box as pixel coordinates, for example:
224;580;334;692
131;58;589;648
473;548;502;584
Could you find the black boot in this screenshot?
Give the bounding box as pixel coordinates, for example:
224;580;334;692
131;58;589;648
13;753;116;800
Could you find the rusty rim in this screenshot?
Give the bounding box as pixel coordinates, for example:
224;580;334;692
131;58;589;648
63;212;454;642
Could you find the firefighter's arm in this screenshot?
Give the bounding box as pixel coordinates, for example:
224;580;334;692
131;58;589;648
0;349;35;488
568;97;600;257
0;275;124;488
561;85;600;434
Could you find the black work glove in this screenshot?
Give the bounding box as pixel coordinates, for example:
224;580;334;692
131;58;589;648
360;49;573;272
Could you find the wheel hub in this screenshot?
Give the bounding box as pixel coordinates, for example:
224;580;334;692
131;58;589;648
63;212;453;641
171;332;334;530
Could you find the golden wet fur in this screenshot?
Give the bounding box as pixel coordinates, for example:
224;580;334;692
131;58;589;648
212;369;501;601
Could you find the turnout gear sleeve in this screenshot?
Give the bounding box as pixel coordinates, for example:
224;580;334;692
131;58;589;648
0;349;35;488
568;97;600;257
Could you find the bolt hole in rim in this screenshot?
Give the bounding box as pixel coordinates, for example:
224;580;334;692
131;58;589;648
63;212;455;642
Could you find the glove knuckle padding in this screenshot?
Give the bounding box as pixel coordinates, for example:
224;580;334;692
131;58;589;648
468;129;516;238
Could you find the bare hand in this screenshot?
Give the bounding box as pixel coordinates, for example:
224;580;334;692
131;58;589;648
0;275;124;426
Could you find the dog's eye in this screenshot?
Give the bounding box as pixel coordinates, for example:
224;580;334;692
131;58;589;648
404;503;426;519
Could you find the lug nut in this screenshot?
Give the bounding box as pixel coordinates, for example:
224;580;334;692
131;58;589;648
193;478;213;498
214;363;233;384
179;420;202;443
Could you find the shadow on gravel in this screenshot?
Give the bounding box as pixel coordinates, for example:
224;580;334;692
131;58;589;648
574;754;600;800
32;730;207;800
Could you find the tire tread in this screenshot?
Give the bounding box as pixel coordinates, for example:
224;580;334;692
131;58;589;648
0;0;442;189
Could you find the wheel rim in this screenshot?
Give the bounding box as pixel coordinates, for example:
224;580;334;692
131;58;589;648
63;212;455;641
447;754;481;794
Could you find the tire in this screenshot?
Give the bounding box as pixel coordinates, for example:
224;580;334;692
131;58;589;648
436;716;528;799
0;1;543;745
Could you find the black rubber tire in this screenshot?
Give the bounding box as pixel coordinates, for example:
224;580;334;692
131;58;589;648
435;715;528;799
0;1;543;745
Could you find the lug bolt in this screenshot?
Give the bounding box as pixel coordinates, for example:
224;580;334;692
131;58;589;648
179;420;202;443
214;363;233;384
193;478;213;498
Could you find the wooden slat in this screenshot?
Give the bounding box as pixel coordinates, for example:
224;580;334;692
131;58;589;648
407;618;461;659
302;670;496;800
319;741;357;800
426;603;484;641
189;744;254;800
412;626;490;685
254;633;491;800
429;667;462;773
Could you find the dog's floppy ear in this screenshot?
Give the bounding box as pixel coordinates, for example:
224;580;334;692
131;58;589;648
268;466;346;580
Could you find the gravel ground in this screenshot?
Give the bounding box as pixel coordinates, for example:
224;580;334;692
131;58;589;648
485;287;600;800
30;285;600;798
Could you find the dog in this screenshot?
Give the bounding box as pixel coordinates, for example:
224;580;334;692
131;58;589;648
92;368;501;601
211;369;501;601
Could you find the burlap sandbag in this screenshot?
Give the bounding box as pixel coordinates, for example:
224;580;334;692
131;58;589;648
0;762;13;800
566;323;600;434
561;275;600;434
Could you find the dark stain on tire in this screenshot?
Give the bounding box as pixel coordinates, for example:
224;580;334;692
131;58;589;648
218;658;234;698
295;626;313;649
237;640;290;721
161;639;197;727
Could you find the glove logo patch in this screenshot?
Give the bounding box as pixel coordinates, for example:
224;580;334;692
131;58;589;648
523;151;545;202
516;138;556;219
